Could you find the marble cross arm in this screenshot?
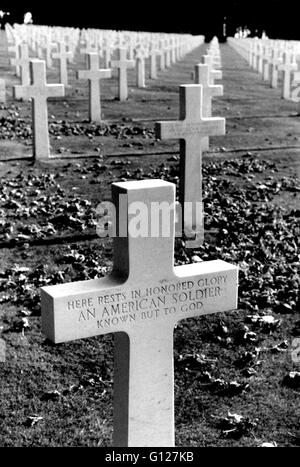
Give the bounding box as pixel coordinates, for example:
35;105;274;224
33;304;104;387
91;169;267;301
47;83;65;98
52;51;72;60
13;84;30;100
292;70;300;84
42;258;237;345
211;69;222;81
100;69;112;79
111;59;135;69
10;57;19;67
77;69;90;80
211;84;223;97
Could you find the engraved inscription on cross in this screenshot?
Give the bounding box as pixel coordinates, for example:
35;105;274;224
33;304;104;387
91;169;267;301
41;179;238;447
155;84;225;249
111;48;135;101
13;59;64;161
77;53;112;122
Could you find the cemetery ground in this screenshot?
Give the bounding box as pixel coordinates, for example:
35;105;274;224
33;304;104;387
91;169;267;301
0;39;299;447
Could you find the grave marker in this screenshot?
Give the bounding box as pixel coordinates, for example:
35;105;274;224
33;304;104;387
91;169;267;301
149;43;158;79
194;64;223;150
155;85;225;248
41;179;239;447
77;53;112;122
135;47;146;88
111;48;135;101
170;37;176;64
158;40;166;71
262;46;270;81
257;43;263;74
165;38;171;68
52;42;72;86
278;51;298;99
8;41;21;76
0;79;6;102
253;41;260;71
44;36;56;69
270;48;282;88
13;59;64;161
201;55;222;84
249;41;255;68
291;70;300;102
103;40;111;68
11;43;30;86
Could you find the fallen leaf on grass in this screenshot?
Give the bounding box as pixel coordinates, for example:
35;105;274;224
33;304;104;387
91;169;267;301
216;412;257;438
283;371;300;389
235;325;257;343
235;349;261;368
41;390;61;401
246;315;282;333
260;441;277;447
25;415;43;427
176;353;216;372
270;340;289;353
210;379;249;396
242;367;257;377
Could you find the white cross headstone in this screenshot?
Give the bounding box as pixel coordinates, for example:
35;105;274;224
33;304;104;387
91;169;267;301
291;70;300;102
170;37;176;64
11;43;30;86
41;179;239;447
77;53;112;122
149;43;159;79
201;55;223;84
158;40;166;71
165;38;171;68
135;47;146;88
155;85;225;248
8;40;21;76
194;64;223;151
257;43;263;74
249;41;255;68
13;59;65;161
103;40;111;68
262;46;270;81
0;79;6;102
270;48;282;88
278;51;298;99
52;42;72;87
291;71;300;102
111;48;135;101
44;36;56;69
